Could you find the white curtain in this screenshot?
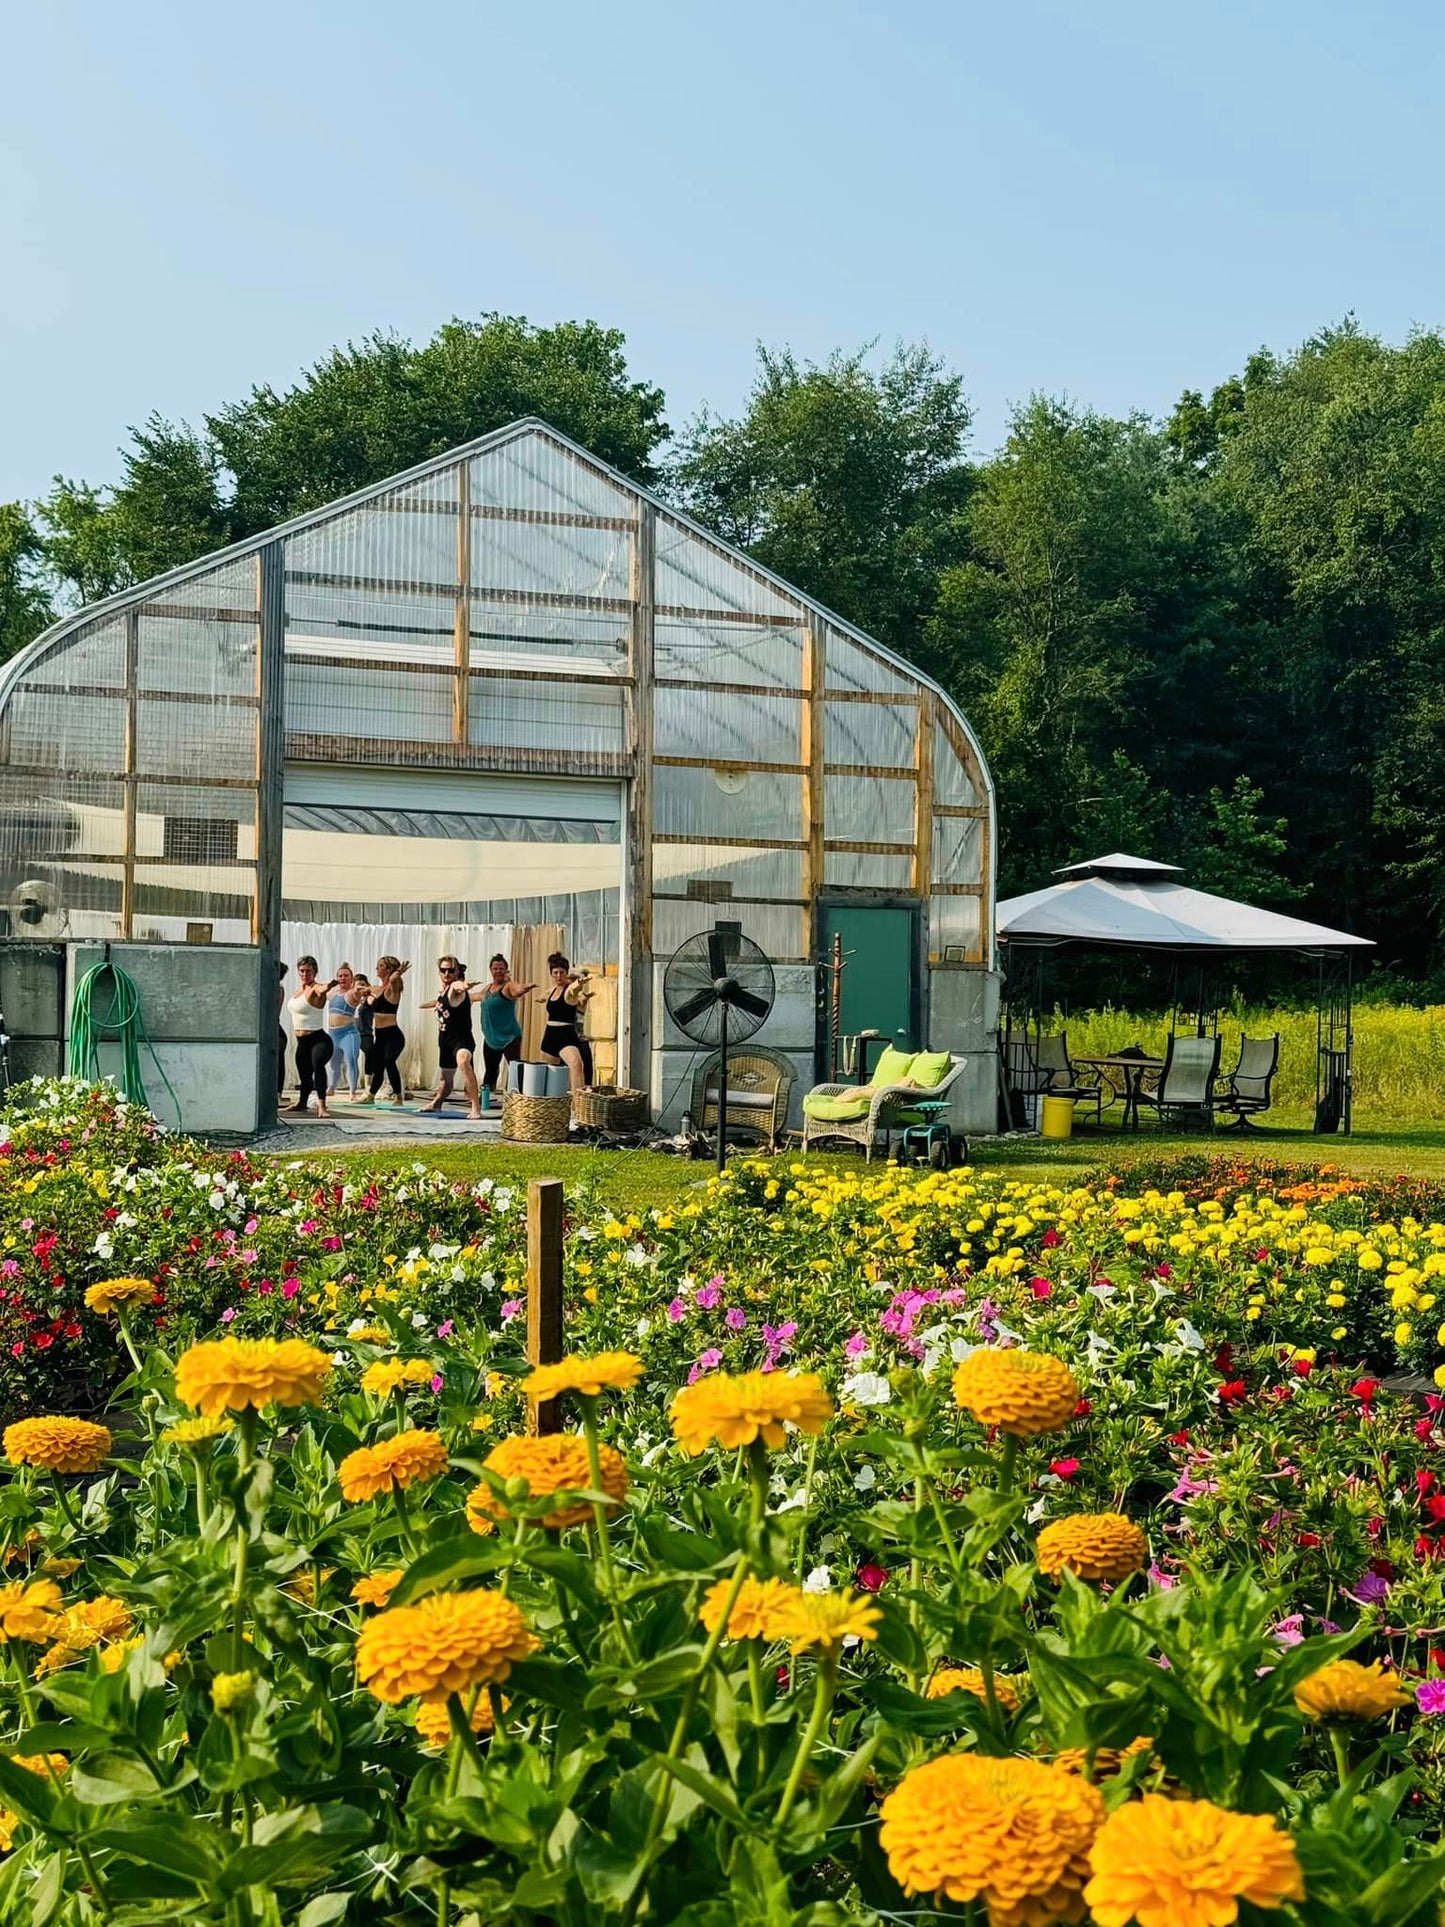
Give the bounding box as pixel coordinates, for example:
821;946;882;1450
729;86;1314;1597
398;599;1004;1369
281;920;513;1092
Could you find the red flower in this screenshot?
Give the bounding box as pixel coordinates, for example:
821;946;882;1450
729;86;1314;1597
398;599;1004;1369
1368;1557;1395;1580
1291;1358;1313;1378
31;1332;52;1350
1041;1228;1060;1249
1049;1458;1081;1482
1417;1420;1435;1442
1416;1535;1445;1562
1214;1344;1236;1374
1418;1471;1435;1502
62;1323;80;1340
1431;1647;1445;1670
1027;1277;1052;1300
1350;1378;1380;1403
1217;1380;1249;1405
1425;1496;1445;1523
1073;1399;1092;1419
1167;1429;1191;1446
855;1562;889;1593
1297;1531;1322;1548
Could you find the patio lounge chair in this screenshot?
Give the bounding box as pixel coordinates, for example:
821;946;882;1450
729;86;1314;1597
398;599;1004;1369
801;1047;968;1161
1034;1031;1112;1126
693;1047;795;1153
1215;1032;1280;1133
1140;1033;1221;1131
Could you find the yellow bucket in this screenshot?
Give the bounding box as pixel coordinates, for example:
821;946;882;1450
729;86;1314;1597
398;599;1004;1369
1040;1094;1074;1140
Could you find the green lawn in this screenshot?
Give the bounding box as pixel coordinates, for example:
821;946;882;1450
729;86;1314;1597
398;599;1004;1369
271;1113;1445;1207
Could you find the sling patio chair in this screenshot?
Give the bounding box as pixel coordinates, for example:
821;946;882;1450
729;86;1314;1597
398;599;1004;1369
1034;1031;1113;1126
801;1046;968;1161
1214;1031;1280;1133
1139;1032;1221;1132
1001;1035;1051;1131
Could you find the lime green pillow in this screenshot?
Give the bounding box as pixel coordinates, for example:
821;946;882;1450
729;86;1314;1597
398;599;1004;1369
912;1050;953;1089
803;1090;873;1122
872;1046;917;1086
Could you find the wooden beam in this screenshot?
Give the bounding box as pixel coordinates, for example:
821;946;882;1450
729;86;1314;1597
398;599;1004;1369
136;601;259;625
822;688;920;706
653;755;805;775
654;833;806;851
657;676;807;701
285;566;632;616
800;613;826;914
289;651;630;689
914;693;936;895
12;681;259;708
525;1178;565;1438
654;604;801;629
933;803;988;819
283;733;630;779
931;883;984;897
120;610;139;939
370;496;636;531
453;463;471;747
823;839;917;856
624;502;656;1095
823;761;915;780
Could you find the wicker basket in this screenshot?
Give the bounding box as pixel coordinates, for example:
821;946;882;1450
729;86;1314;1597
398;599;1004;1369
500;1090;572;1145
570;1085;648;1133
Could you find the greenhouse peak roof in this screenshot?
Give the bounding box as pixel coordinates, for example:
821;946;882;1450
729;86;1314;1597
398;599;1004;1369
2;415;985;738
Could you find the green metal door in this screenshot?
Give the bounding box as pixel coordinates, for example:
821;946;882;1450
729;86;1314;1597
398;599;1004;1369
819;904;919;1064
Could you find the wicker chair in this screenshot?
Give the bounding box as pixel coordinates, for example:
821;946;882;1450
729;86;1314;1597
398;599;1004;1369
693;1047;796;1153
1215;1032;1280;1132
801;1053;969;1161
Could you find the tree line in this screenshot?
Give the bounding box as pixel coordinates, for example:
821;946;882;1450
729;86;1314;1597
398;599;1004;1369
3;313;1442;983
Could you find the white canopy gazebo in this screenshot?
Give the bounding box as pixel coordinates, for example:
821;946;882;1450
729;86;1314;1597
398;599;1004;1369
997;854;1373;1132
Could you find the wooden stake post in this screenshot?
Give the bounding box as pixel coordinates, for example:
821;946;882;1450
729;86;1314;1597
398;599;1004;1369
526;1177;565;1436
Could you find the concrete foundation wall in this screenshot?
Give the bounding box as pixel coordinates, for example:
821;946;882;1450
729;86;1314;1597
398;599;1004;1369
68;943;270;1136
650;962;818;1134
924;966;1003;1138
0;944;66;1088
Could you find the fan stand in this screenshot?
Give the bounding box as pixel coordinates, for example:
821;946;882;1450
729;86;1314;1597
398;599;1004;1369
714;998;728;1176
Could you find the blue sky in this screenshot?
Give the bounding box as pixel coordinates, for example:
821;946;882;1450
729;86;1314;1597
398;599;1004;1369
3;0;1443;501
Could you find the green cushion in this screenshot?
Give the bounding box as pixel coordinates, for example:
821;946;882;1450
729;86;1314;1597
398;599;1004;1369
872;1046;917;1087
911;1050;953;1090
803;1090;873;1122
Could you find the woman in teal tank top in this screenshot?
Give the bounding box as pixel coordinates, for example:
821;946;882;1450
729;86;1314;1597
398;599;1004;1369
479;954;534;1104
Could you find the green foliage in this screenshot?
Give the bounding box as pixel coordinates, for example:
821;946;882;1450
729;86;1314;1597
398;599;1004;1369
0;504;52;664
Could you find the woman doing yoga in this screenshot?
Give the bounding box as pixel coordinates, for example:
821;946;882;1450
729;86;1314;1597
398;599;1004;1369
286;957;333;1118
479;954;533;1105
326;962;365;1099
539;951;593;1094
356;956;409;1106
421;955;485;1118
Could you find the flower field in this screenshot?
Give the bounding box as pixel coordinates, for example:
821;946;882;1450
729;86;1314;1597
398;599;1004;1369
1;1079;1445;1922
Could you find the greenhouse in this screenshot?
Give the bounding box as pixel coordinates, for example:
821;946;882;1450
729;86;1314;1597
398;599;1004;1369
0;418;998;1132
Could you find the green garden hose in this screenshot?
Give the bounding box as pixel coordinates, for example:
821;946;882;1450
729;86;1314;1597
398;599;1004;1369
67;958;183;1128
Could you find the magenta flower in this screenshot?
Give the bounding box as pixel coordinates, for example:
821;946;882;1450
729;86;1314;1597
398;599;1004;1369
1028;1276;1052;1300
1417;1680;1445;1716
687;1347;723;1384
844;1331;870;1358
1271;1614;1305;1647
281;1279;300;1300
436;1320;454;1339
725;1307;747;1332
695;1280;722;1310
666;1298;687;1323
239;1249;258;1265
220;1307;237;1323
321;1235;343;1253
430;1374;444;1394
500;1298;523;1324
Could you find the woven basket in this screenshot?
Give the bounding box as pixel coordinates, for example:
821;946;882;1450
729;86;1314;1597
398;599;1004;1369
570;1085;648;1133
500;1091;572;1145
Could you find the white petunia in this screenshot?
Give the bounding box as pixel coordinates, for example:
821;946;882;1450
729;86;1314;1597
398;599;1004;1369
839;1371;891;1407
803;1565;833;1594
853;1463;877;1492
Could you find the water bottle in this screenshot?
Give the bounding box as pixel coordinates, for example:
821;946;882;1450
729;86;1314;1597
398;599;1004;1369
681;1109;694;1136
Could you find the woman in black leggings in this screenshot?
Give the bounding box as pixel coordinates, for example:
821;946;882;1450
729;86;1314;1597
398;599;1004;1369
357;956;409;1105
286;955;333;1118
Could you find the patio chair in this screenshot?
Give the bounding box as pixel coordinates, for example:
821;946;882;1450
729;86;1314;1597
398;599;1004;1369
1140;1033;1221;1131
1215;1032;1280;1133
1034;1031;1113;1126
693;1047;795;1153
1001;1034;1050;1131
801;1047;968;1161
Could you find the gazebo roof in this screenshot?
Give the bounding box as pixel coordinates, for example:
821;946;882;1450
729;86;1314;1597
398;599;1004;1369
998;855;1373;954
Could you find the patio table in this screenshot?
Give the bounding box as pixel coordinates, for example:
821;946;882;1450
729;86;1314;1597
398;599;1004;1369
1072;1053;1165;1132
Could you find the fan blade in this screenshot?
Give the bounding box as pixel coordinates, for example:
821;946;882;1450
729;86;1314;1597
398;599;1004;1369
707;926;741;980
724;984;771;1022
671;986;718;1030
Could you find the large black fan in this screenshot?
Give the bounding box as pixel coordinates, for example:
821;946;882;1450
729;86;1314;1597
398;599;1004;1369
663;921;776;1171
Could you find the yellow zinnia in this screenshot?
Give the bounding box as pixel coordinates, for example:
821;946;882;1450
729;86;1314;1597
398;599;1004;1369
174;1337;331;1415
83;1276;154;1316
160;1415;233;1449
879;1752;1103;1922
926;1666;1021;1712
0;1580;61;1645
337;1430;448;1502
351;1569;404;1609
1293;1658;1412;1722
952;1348;1080;1437
360;1359;434;1399
780;1590;881;1656
522;1351;643;1401
415;1693;497;1748
356;1590;536;1705
1036;1512;1147;1584
1085;1793;1303;1927
698;1576;803;1643
467;1435;628;1532
669;1369;834;1455
3;1417;112;1475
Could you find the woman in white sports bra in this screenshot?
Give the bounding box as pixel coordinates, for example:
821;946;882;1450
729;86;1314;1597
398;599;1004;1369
286;956;333;1118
